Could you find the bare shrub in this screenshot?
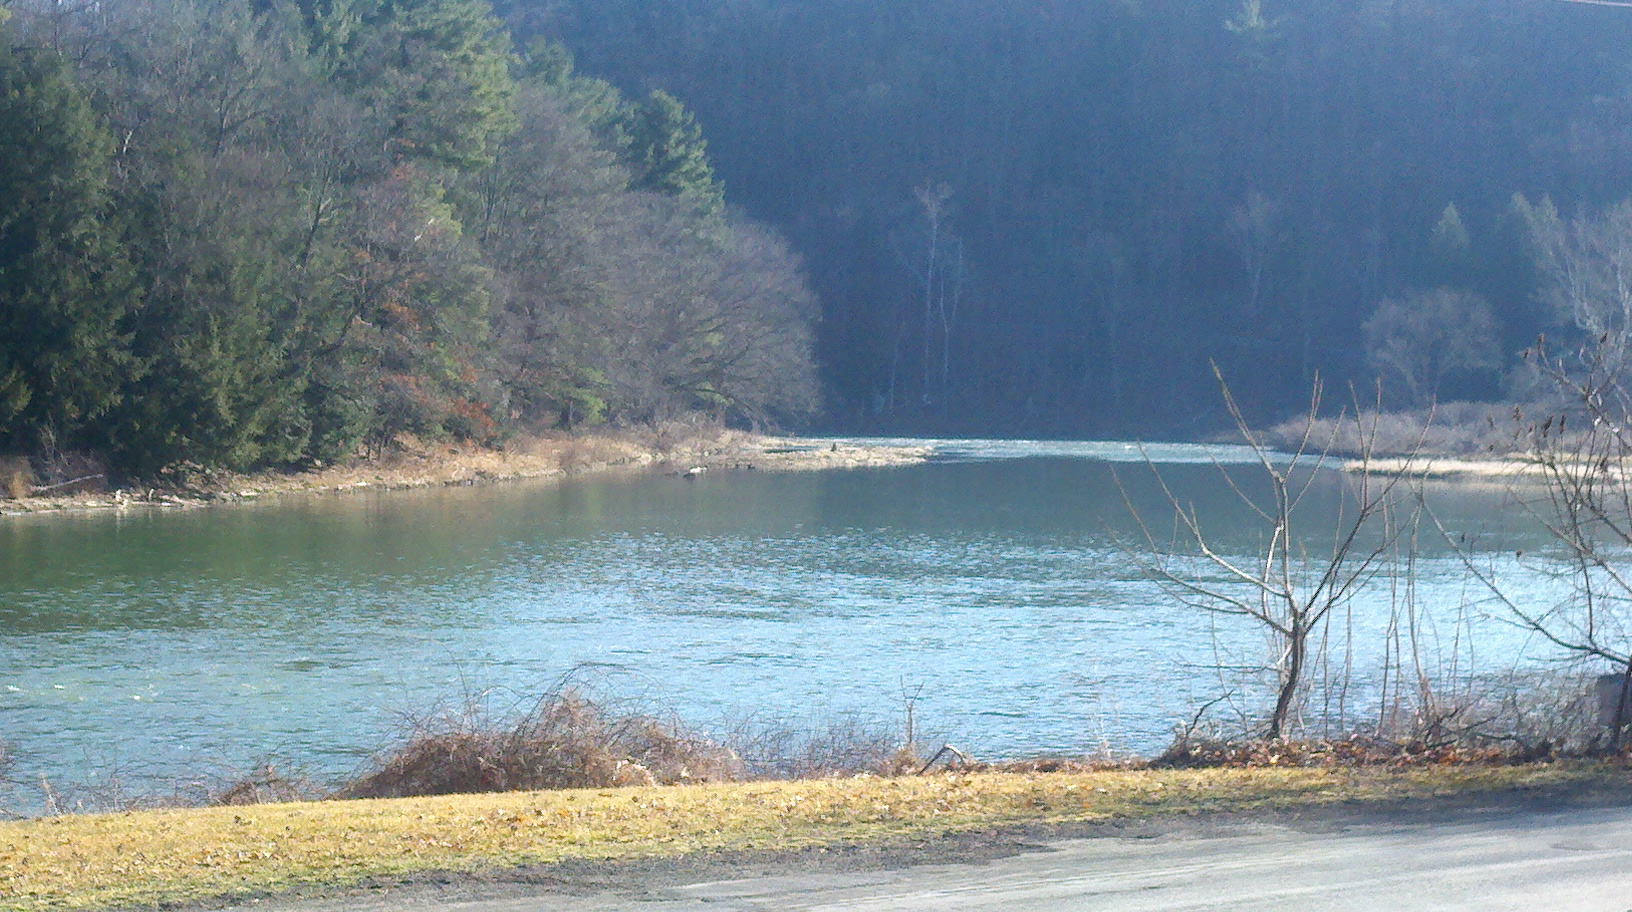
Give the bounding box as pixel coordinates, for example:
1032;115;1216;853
27;448;109;495
212;764;321;806
340;689;742;799
1157;671;1609;769
641;415;725;456
726;713;917;779
33;766;214;815
1418;672;1607;757
1263;401;1521;459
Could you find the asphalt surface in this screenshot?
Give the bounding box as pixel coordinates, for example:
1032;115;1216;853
229;805;1632;912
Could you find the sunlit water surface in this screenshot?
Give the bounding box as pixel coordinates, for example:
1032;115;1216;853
0;440;1575;800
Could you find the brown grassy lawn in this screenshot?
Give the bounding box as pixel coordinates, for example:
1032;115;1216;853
3;763;1625;911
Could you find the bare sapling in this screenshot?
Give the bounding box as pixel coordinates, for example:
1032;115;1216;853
1438;338;1632;750
1126;366;1425;740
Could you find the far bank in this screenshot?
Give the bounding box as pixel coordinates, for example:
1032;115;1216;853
0;429;933;518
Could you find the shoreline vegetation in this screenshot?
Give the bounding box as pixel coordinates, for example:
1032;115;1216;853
1257;400;1548;480
3;672;1627;909
0;428;933;517
4;406;1625;911
0;415;1552;520
5;412;1631;909
1344;454;1544;480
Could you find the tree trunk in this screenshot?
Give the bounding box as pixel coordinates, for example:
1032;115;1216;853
1613;656;1632;752
1269;623;1305;739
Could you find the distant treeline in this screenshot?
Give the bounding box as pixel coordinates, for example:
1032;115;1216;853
518;0;1632;436
0;0;818;479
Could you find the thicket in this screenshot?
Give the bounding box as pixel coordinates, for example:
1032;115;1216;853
0;0;820;482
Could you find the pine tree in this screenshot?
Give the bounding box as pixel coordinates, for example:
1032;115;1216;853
0;36;136;452
621;90;723;213
344;0;518;171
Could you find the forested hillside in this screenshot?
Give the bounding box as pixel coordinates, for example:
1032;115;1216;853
513;0;1632;436
8;0;1632;475
0;0;818;479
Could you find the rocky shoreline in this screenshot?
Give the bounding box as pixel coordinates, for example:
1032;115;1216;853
0;430;933;517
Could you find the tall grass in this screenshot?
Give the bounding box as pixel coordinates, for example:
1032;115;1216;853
726;712;919;780
1262;401;1523;458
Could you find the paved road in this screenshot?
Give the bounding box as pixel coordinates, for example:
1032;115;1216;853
238;806;1632;912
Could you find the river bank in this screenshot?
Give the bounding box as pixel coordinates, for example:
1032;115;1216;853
1;424;1554;520
1;762;1624;911
1343;454;1544;481
0;430;933;518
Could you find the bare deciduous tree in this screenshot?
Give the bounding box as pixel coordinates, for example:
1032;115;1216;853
1518;194;1632;379
1362;287;1502;408
1228;190;1278;322
1128;368;1422;739
1442;339;1632;749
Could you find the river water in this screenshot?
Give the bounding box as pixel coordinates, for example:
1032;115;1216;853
0;440;1578;800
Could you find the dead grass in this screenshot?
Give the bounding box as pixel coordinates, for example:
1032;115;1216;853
1;763;1620;911
517;433;650;474
1153;737;1571;770
1261;401;1523;459
0;456;32;500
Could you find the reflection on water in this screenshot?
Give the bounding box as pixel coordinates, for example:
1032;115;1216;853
0;441;1580;796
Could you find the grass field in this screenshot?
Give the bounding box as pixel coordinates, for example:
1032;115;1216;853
3;763;1626;911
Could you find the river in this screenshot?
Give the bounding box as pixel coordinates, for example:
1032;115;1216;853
0;440;1579;804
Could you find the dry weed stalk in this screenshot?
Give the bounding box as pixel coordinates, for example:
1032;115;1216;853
213;764;320;806
1432;339;1632;751
724;712;920;780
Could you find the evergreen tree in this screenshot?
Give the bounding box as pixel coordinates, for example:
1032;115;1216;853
0;0;821;476
0;36;136;452
345;0;518;171
620;89;723;212
89;0;322;475
108;174;312;476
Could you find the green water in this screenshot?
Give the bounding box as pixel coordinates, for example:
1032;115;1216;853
0;441;1568;801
